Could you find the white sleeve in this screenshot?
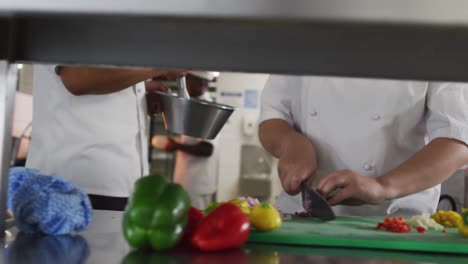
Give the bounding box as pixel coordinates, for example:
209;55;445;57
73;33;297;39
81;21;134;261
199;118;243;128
426;82;468;146
259;75;295;126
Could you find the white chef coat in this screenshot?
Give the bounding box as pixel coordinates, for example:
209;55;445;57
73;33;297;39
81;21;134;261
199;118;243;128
26;64;149;197
172;93;219;198
260;75;468;216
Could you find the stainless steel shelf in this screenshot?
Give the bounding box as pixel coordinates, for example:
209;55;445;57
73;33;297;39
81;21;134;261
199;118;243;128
1;1;468;81
2;0;468;24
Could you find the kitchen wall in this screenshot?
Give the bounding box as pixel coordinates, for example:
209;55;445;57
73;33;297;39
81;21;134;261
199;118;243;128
215;72;284;202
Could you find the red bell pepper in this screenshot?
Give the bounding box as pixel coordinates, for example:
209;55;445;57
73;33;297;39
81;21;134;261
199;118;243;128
192;203;250;251
177;207;205;249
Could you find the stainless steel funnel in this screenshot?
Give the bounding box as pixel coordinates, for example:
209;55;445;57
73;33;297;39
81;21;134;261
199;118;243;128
146;78;235;139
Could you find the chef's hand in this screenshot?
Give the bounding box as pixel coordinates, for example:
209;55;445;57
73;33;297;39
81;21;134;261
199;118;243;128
164;138;178;152
151;70;187;81
317;170;387;206
145;80;171;93
145;70;187;92
278;132;317;195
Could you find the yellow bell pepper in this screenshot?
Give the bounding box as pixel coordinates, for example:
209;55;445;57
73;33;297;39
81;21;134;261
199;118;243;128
229;199;251;215
249;202;282;232
431;210;462;228
458;208;468;237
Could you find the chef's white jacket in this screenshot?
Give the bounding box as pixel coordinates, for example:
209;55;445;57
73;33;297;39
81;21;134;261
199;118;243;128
172;92;219;197
26;65;149;197
260;75;468;216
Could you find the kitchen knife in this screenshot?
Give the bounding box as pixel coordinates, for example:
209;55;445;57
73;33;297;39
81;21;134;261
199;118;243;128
301;183;336;221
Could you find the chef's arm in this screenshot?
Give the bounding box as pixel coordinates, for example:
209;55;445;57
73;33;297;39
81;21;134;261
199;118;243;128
56;66;179;96
258;119;310;158
167;140;214;157
378;137;468;200
259;119;318;193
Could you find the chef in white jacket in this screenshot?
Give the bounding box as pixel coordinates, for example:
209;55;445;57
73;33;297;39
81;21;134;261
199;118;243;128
155;72;219;209
27;65;184;211
259;75;468;216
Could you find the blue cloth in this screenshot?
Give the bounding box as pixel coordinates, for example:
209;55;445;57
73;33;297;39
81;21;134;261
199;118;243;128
8;167;93;235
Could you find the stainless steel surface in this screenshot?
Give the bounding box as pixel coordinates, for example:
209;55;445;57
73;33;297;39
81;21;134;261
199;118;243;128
0;62;18;237
2;210;468;264
177;76;190;99
152;91;234;139
3;1;468;80
301;184;336;221
240;145;272;201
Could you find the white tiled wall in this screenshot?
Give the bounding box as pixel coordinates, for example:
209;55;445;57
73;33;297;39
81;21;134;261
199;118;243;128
215;72;270;201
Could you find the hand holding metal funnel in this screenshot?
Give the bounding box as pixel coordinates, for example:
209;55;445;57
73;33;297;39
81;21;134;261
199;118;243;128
146;76;235;139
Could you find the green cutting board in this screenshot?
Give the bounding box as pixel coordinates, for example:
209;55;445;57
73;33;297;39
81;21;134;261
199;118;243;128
248;216;468;254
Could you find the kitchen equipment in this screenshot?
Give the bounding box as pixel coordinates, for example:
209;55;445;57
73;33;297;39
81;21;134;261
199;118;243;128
301;183;336;221
146;77;235;139
249;216;468;254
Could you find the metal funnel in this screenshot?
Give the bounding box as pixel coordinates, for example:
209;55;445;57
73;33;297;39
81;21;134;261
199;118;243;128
146;78;235;139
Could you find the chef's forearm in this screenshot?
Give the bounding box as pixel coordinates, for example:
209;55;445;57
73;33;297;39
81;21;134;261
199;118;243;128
58;66;162;96
259;119;313;159
378;137;468;200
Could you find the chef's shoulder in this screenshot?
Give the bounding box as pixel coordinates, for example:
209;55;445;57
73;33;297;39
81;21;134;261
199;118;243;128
426;81;468;146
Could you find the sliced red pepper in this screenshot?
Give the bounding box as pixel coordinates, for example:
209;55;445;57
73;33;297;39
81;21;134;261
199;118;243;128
192;203;250;251
416;226;426;233
375;217;411;233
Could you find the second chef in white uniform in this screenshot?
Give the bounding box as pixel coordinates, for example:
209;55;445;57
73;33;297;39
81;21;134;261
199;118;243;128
155;72;219;209
259;75;468;216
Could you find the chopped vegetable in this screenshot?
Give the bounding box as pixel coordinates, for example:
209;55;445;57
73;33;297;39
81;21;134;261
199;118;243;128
432;210;462;228
245;197;260;208
458;208;468;237
407;214;444;231
295;211;314;217
249;202;282;232
192;203;250;251
375;217;412;233
236;197;260;208
416;226;426;233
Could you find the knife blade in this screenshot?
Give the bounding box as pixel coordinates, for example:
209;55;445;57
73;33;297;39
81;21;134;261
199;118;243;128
301;183;336;221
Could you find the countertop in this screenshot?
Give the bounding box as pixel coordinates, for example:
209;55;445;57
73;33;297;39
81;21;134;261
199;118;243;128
1;210;467;264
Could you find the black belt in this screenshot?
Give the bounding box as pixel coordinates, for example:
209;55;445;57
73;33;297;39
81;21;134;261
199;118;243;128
88;194;128;211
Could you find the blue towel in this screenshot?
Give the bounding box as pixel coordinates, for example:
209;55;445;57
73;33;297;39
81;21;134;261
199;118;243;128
8;167;93;235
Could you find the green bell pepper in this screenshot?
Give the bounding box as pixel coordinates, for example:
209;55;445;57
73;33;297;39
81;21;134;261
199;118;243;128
123;174;190;250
